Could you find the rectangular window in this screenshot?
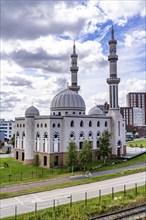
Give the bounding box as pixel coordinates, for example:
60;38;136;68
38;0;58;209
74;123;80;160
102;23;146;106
22;152;24;161
96;140;100;148
16;151;19;160
44;156;47;166
79;142;83;150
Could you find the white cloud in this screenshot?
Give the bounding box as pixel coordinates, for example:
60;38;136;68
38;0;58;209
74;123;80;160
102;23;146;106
98;0;145;26
124;30;145;47
1;0;145;120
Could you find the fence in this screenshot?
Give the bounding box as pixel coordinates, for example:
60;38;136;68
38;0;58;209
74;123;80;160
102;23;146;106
1;167;66;183
1;180;145;219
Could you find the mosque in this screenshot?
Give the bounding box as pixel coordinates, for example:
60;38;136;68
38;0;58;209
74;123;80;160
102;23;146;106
14;27;126;168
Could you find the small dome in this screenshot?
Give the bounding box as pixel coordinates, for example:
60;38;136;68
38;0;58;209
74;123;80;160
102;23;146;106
50;89;86;111
89;106;103;115
25;106;40;117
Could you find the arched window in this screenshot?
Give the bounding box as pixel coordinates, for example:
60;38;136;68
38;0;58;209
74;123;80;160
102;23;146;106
16;132;19;148
58;112;61;116
79;112;81;115
73;112;75;114
105;121;108;127
89;121;92;127
36;132;40;151
41;123;43;128
20;124;22;128
53;112;55;115
22;132;25;149
58;123;60;128
45;123;47;128
37;123;39;128
97;121;100;127
16;132;19;137
23;124;25;128
97;131;100;137
70;120;74;127
80;120;84;127
52;123;55;128
65;111;68;115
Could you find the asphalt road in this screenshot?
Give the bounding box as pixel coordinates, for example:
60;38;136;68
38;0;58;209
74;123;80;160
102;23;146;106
0;172;145;218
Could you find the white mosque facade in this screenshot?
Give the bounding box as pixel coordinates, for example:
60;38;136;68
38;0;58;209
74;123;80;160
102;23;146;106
14;28;126;167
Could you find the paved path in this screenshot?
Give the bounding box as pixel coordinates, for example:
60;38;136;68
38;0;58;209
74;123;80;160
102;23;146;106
1;162;146;193
0;172;145;218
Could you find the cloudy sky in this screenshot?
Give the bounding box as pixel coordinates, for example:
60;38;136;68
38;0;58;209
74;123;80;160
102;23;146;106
1;0;145;120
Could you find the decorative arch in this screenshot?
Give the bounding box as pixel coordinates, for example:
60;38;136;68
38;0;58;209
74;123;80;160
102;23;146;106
43;132;48;139
97;131;100;137
36;132;40;151
53;131;60;152
16;132;20;148
21;131;25;149
88;131;93;139
69;131;75;140
79;131;85;140
43;132;48;152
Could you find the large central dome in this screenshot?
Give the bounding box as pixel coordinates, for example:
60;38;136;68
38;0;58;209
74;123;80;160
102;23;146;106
50;89;86;113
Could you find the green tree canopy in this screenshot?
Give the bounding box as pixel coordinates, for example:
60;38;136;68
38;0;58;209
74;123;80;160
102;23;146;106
79;140;92;170
66;141;78;172
95;130;111;163
10;134;15;147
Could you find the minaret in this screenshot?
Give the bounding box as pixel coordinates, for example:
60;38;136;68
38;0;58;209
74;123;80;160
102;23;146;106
107;25;120;109
107;26;126;157
69;41;80;93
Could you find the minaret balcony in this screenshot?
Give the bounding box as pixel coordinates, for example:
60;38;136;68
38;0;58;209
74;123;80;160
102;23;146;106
107;78;120;84
70;67;79;71
108;55;118;61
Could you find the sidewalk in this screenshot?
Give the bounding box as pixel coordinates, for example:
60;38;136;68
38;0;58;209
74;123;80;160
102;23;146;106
1;162;146;194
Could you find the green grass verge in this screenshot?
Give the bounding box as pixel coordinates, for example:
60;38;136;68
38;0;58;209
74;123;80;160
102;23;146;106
126;138;146;148
1;167;146;199
1;153;146;188
2;185;146;220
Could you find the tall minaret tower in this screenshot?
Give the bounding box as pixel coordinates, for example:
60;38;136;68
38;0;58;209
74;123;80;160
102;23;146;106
107;25;120;109
107;26;126;157
69;41;80;93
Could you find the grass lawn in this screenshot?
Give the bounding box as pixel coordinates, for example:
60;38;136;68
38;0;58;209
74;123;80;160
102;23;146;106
126;138;146;148
2;185;146;220
0;153;146;188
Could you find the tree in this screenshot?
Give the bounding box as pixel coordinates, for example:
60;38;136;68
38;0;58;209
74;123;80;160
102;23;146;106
33;154;40;167
66;141;78;173
132;129;136;139
0;140;4;149
10;135;15;147
79;140;92;170
95;130;111;163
